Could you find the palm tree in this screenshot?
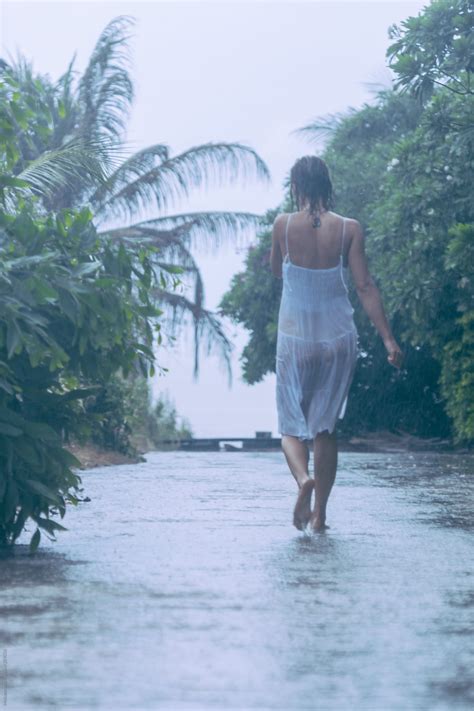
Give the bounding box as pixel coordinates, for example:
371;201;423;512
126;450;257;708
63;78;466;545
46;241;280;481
2;16;270;377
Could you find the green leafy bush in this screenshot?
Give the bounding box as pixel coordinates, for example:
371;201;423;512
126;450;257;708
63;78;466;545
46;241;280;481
80;372;193;454
147;393;193;447
0;204;175;552
439;224;474;443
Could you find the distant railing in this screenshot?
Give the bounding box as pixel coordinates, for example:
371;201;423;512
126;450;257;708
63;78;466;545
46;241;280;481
157;436;281;452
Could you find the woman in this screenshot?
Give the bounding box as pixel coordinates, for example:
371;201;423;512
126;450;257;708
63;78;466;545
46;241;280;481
270;156;403;532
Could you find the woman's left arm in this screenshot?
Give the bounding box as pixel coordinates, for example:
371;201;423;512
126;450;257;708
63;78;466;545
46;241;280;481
270;215;284;278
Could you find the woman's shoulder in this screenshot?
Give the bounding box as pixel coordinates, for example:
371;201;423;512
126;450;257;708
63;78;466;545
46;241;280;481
273;211;292;223
271;212;293;235
330;211;359;225
332;213;363;240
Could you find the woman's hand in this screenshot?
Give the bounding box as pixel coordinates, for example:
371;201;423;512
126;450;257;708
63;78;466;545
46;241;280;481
384;338;404;369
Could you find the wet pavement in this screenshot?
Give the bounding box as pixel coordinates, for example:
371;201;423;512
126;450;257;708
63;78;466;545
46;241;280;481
1;450;473;710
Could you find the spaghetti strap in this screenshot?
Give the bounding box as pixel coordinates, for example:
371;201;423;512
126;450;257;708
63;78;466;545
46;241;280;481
285;213;292;261
340;217;346;261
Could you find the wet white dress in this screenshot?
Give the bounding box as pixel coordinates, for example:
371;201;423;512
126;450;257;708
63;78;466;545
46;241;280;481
276;213;359;440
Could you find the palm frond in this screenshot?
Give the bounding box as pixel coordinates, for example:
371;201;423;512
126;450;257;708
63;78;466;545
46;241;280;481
153;288;233;383
15;137;113;199
100;223;204;273
292;111;349;145
51;56;82;148
89;143;170;208
77;15;135;143
3;55;38;85
99;210;262;250
95;142;270;221
100;225;215;359
56;55;77;91
362;77;395;97
100;223;227;377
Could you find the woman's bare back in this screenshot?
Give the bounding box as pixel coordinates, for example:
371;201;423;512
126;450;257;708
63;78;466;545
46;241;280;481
279;210;353;270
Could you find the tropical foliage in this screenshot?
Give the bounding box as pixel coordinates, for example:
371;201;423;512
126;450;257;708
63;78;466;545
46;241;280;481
146;392;193;448
0;14;270;552
85;373;193;453
2;15;269;376
0;71;176;552
0;202;171;551
221;0;473;443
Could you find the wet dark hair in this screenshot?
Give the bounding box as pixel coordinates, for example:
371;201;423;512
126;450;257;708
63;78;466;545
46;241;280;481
290;156;334;219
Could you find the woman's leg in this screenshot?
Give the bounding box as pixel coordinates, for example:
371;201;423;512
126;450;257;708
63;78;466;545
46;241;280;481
281;435;314;530
281;434;310;488
310;429;338;530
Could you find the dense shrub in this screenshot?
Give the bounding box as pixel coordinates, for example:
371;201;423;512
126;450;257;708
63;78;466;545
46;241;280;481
0;204;175;552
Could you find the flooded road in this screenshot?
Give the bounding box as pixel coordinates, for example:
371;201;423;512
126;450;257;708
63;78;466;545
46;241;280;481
1;451;473;710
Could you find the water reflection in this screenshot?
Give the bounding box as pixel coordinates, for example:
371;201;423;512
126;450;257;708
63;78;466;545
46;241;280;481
1;451;473;709
0;546;86;588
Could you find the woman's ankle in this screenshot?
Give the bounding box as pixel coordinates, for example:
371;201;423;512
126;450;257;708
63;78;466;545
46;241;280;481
312;505;326;520
296;473;312;489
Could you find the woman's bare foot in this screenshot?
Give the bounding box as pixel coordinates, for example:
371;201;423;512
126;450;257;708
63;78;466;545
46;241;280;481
309;509;329;532
293;479;314;530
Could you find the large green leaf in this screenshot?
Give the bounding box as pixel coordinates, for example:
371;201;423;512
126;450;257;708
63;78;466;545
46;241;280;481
29;528;41;554
25;479;63;504
0;422;22;437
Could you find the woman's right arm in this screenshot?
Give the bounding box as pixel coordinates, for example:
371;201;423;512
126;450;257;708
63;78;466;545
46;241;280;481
348;220;403;369
270;214;285;278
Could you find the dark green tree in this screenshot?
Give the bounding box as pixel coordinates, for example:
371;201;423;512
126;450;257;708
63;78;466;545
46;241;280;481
221;0;473;442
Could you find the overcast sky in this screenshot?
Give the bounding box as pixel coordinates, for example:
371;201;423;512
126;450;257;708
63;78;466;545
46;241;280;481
1;1;427;437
